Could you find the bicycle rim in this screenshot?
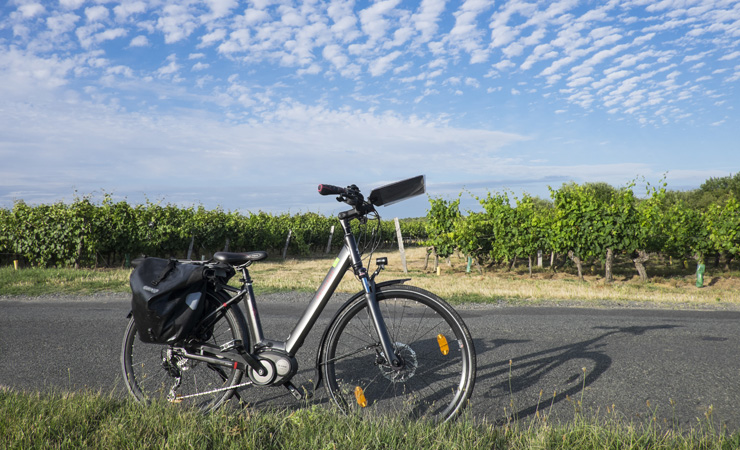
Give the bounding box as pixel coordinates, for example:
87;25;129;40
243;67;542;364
323;285;476;422
121;291;246;412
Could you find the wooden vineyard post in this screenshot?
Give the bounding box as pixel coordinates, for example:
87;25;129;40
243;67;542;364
282;229;292;259
394;218;408;274
186;235;194;260
325;225;334;253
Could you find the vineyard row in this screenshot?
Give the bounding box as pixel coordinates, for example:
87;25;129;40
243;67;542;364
0;197;427;268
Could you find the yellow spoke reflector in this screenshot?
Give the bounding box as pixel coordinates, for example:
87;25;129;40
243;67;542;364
437;334;450;355
354;386;368;408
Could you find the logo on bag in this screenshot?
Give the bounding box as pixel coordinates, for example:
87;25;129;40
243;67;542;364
143;285;160;294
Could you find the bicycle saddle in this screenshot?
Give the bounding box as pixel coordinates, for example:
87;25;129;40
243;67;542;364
213;251;268;265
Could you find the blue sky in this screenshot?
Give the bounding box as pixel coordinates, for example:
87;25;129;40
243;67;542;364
1;0;738;218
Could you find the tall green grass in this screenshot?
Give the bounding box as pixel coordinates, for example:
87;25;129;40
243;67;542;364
2;389;739;450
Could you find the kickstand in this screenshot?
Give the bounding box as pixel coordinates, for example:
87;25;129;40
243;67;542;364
284;381;313;401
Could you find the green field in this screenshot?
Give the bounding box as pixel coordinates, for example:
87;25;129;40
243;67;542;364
2;388;739;450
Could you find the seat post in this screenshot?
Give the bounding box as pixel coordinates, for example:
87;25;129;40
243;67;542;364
238;264;265;347
238;264;253;285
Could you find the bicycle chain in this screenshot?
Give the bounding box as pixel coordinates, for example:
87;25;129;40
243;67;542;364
170;380;254;401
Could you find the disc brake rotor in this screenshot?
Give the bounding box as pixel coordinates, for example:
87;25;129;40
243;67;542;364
379;342;417;383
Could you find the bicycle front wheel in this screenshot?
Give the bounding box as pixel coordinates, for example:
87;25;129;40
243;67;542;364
120;290;247;412
322;284;476;422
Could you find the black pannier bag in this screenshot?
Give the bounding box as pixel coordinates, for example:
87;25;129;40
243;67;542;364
130;258;207;344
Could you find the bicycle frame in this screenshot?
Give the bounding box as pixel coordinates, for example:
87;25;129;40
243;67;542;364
191;213;401;379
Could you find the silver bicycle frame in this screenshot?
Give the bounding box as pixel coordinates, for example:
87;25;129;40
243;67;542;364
237;216;398;368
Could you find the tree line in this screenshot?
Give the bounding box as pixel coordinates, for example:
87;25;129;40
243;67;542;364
0;195;427;268
425;174;740;281
2;174;737;278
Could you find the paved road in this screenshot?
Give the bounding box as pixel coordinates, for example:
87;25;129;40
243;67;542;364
2;293;739;430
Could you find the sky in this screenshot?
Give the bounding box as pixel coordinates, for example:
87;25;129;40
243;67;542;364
1;0;739;218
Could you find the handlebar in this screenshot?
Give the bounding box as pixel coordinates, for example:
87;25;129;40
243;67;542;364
319;175;425;221
317;184;346;196
318;183;373;219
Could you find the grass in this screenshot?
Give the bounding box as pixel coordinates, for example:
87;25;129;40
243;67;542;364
2;388;740;450
0;266;130;296
2;247;739;309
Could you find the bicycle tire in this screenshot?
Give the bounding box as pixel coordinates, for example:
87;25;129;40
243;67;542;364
120;289;248;412
322;284;476;422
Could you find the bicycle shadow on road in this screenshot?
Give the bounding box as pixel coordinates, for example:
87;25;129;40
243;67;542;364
472;324;682;425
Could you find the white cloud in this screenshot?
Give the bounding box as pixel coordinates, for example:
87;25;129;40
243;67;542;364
369;51;402;76
297;63;321;75
156;54;181;78
323;44;349;69
218;29;250;54
0;48;77;97
157;4;198;44
96;28;127;43
206;0;238;19
568;76;593;87
85;6;109;23
242;8;271;26
720;51;740;61
114;2;148;22
359;0;401;43
199;28;227;47
59;0;85;10
46;13;79;37
412;0;446;44
447;0;491;61
17;3;45;18
130;35;149;47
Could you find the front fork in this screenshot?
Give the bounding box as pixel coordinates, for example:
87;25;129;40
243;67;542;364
359;271;403;369
339;215;402;370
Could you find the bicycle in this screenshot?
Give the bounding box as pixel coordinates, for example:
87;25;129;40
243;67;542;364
121;176;476;422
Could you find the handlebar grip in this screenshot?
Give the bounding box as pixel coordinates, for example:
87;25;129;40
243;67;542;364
318;184;346;196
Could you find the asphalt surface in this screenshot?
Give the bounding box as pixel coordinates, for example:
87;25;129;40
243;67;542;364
2;292;740;430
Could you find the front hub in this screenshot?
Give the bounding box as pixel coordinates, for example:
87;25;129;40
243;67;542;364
379;342;417;383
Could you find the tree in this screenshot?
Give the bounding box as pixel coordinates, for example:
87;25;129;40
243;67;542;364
665;173;740;210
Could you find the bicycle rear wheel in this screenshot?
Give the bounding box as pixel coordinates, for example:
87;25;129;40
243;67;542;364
322;284;476;422
121;290;247;412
